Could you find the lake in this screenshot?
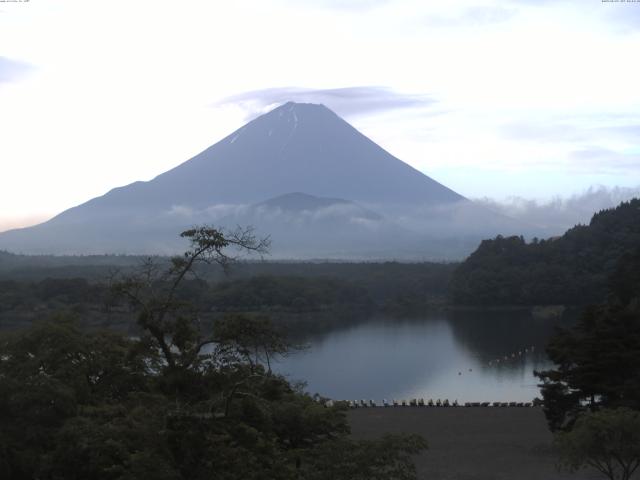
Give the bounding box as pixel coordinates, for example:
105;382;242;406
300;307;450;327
274;310;571;403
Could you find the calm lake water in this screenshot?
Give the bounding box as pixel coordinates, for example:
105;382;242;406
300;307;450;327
274;310;571;403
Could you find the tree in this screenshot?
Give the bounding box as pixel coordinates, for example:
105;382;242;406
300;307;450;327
555;408;640;480
213;313;295;373
300;433;428;480
0;226;428;479
451;199;640;307
536;305;640;430
535;247;640;431
111;225;270;373
0;317;157;480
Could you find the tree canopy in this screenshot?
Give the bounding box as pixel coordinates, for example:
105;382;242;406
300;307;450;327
451;199;640;306
0;226;427;479
555;408;640;480
535;246;640;431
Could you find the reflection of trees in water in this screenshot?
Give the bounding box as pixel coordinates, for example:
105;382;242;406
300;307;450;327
276;309;373;343
290;312;448;347
275;311;586;400
446;309;580;371
284;309;583;376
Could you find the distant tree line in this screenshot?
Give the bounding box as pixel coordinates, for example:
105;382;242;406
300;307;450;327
451;199;640;306
209;275;373;313
0;263;455;332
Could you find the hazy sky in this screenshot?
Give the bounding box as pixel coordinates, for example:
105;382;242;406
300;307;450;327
1;0;639;232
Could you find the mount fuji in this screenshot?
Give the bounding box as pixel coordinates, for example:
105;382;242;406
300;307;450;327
0;102;530;259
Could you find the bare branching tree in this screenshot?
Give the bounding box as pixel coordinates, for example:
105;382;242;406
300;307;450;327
112;226;270;371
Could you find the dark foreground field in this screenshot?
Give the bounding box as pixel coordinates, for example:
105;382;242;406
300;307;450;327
349;407;602;480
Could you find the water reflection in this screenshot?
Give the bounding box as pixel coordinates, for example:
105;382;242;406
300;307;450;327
274;311;574;403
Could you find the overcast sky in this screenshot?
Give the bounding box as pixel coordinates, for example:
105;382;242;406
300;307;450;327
1;0;639;232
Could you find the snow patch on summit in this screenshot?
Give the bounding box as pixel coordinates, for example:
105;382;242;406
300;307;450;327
228;126;245;144
279;103;299;151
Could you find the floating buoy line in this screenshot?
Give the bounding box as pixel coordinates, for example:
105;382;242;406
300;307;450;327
486;345;536;368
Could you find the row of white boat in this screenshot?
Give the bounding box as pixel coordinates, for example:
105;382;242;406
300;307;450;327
320;398;535;408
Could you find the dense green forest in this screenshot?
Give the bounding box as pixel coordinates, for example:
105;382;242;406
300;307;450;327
0;251;454;304
535;245;640;431
529;244;640;480
0;228;427;479
0;259;455;333
451;198;640;306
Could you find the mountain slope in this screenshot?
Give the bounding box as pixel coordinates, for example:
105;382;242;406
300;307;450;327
0;102;529;257
52;102;464;218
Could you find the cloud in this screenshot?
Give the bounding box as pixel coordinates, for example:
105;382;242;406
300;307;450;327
166;205;195;218
292;0;390;11
165;204;250;220
499;118;640;173
601;2;640;33
216;86;437;119
474;185;640;234
0;57;33;84
252;202;381;225
424;5;516;28
569;146;640;174
501;119;640;143
601;124;640;139
204;203;250;220
163;200;385;232
511;0;640;33
500;121;586;143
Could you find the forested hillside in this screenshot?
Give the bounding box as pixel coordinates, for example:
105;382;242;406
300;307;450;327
451;199;640;306
0;261;455;333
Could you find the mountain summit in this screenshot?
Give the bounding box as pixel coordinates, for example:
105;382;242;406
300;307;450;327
67;101;463;213
0;102;527;258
